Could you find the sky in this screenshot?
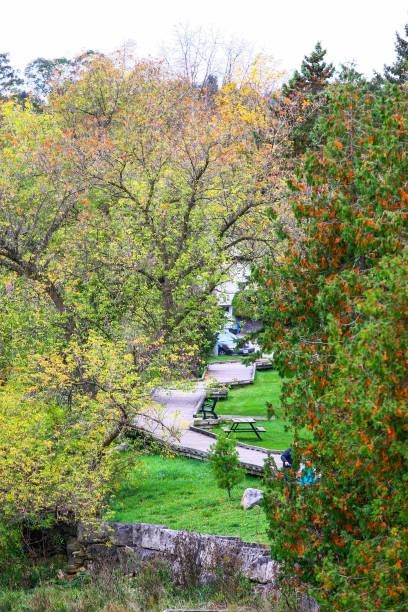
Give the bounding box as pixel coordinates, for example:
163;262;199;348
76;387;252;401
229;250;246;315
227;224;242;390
2;0;407;77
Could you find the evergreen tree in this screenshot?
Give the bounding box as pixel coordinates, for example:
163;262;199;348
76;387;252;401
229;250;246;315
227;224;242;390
384;23;408;84
283;42;334;97
259;83;408;609
336;62;365;85
280;42;334;155
202;73;218;95
208;433;244;499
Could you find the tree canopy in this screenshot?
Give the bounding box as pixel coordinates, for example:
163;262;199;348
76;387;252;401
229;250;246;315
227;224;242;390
0;32;407;609
0;51;289;533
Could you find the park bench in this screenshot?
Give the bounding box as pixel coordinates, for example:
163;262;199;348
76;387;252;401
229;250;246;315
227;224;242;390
194;397;219;419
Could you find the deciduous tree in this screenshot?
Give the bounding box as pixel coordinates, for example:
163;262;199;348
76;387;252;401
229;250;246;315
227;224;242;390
24;56;71;98
0;53;23;97
0;50;289;537
52;54;288;369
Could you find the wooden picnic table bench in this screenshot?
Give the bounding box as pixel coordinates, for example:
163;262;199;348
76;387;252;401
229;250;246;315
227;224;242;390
222;417;266;440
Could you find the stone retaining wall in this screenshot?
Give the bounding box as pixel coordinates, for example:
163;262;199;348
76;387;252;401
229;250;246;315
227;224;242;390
69;522;278;585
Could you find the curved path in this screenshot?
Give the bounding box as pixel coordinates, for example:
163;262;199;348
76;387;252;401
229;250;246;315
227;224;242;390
141;361;283;474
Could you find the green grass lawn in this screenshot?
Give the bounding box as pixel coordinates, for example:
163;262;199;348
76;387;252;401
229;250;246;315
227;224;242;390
212;420;293;451
211;369;295;451
217;369;282;415
107;454;269;543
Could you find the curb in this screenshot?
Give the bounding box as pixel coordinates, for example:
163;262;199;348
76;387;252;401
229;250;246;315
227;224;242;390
190;425;282;456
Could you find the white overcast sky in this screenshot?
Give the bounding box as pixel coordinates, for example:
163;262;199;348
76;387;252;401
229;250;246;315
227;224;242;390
2;0;407;77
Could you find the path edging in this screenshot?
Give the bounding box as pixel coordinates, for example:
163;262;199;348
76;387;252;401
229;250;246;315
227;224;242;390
203;361;256;386
189;425;282;456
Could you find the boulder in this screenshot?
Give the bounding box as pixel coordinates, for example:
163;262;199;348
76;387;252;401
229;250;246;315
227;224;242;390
241;487;264;510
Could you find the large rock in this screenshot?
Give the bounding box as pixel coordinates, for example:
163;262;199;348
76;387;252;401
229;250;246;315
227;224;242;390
241;487;264;510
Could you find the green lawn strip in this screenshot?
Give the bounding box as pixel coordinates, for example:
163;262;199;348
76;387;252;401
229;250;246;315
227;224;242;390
107;454;269;544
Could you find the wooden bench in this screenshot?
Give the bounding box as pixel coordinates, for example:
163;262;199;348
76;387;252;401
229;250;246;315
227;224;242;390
255;359;274;370
194;397;219;420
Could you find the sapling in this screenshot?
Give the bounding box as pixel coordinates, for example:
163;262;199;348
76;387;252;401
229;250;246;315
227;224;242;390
209;432;244;499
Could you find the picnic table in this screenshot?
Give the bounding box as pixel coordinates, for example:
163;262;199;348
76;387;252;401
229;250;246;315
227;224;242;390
222;417;266;440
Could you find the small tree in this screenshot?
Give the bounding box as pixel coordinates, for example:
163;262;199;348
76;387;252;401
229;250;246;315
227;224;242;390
209;433;244;499
282;41;334;97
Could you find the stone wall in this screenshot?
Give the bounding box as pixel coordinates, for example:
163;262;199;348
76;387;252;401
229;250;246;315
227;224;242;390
69;521;278;585
68;521;319;611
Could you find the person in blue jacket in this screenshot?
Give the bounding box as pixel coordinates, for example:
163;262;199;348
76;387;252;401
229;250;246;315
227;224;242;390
280;448;293;468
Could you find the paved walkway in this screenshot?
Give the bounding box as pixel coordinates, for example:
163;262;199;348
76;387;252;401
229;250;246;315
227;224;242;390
138;361;282;473
206;361;256;385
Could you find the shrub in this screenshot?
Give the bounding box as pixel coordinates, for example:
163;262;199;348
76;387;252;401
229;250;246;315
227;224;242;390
208;432;245;499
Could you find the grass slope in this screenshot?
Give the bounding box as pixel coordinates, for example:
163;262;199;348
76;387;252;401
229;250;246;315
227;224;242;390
108;454;268;543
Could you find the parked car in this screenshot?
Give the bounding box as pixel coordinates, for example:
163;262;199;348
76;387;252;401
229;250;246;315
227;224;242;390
216;331;238;355
216;332;256;356
217;342;235;355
